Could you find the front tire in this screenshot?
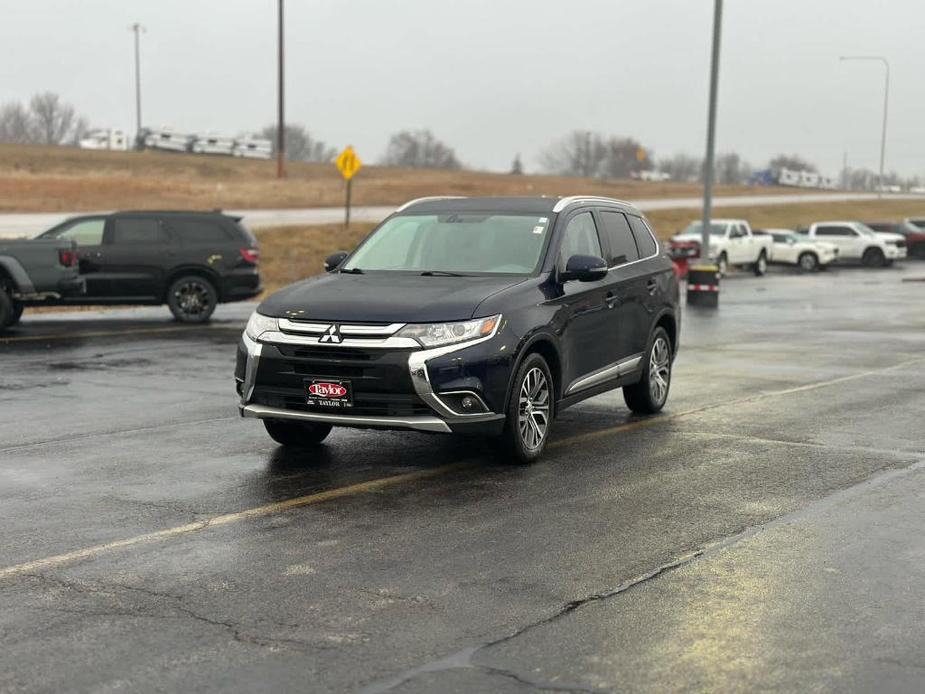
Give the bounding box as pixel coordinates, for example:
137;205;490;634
0;290;14;329
862;247;886;268
717;253;728;277
753;251;768;276
500;353;553;464
167;275;218;323
623;327;672;414
798;252;819;272
263;419;333;446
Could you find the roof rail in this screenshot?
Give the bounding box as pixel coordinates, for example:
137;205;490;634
395;196;466;212
552;195;633;213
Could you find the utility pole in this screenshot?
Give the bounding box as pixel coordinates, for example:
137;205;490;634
130;23;145;146
701;0;723;262
276;0;286;178
839;56;889;197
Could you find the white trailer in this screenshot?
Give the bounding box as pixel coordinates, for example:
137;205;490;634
232;136;273;160
191;133;236;156
143;128;192;153
78;129;129;151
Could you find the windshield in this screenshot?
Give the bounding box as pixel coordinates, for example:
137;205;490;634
342;213;551;275
678;222;728;237
855;223;878;237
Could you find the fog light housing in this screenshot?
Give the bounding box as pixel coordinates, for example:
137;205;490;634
435;391;490;416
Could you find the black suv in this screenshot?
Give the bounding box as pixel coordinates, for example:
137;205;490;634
38;211;262;322
236;196;679;462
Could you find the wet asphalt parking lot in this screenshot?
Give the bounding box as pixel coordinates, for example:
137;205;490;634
1;263;924;693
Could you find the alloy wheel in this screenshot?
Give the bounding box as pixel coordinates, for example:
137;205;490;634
648;336;671;406
518;367;550;450
174;280;211;317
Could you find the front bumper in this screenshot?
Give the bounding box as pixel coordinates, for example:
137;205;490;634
236;321;513;435
885;245;907;260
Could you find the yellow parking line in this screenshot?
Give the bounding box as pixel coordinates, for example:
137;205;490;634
0;356;920;580
0;463;469;580
0;324;241;343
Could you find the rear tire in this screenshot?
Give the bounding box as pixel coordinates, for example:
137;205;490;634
500;352;553;464
752;251;768;276
0;290;14;329
167;275;218;323
798;252;819;272
862;247;886;268
623;327;672;414
263;419;333;446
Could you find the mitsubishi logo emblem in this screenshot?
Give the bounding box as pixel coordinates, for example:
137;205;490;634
319;324;342;344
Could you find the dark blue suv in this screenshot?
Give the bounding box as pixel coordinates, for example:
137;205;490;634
236;196;680;462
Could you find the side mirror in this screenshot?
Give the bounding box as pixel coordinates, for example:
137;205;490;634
560;254;608;283
324;251;349;273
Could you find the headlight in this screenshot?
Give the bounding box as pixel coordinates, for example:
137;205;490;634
245;311;278;340
397;314;501;348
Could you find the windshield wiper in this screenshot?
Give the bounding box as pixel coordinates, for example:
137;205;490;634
340;267;364;274
419;270;466;277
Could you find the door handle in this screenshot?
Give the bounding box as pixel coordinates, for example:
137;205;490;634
646;278;658;295
605;291;619;308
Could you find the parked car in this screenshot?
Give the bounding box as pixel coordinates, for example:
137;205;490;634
797;222;906;267
867;220;925;259
36;211;262;322
0;237;83;329
236;196;680;462
672;219;774;276
753;228;838;271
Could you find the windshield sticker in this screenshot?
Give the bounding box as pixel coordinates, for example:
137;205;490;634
532;225;545;234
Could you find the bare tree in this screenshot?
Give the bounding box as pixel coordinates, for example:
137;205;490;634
259;123;335;162
380;130;462;170
0;102;34;143
658;153;702;183
541;131;651;179
769;154;817;173
715;152;753;185
29;92;76;145
510;153;523;175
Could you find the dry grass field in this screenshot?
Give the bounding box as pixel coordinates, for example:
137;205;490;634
1;144;791;212
253;198;925;294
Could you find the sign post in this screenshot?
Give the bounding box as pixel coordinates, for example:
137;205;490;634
335;145;362;230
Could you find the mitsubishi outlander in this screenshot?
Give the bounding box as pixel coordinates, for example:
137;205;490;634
236;196;680;462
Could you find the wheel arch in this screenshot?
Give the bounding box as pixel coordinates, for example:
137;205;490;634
652;310;679;358
505;332;562;414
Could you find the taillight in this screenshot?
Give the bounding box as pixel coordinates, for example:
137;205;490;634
240;247;260;265
59;249;78;267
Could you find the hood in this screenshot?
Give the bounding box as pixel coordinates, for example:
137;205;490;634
875;232;904;243
258;272;527;323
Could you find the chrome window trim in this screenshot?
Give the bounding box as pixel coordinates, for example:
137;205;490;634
553;195;632;213
241;403;452;434
604;212;661;271
565;354;643;396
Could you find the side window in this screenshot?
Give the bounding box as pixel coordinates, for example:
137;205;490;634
816;226;854;237
55;219;105;245
598;211;639;265
111;218;164;244
559;212;602;264
629;216;658;257
169;219;232;244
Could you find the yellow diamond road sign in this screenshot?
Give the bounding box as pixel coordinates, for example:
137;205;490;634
336;146;362;180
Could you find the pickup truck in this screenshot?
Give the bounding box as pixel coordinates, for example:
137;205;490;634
671;219;774;276
797;221;906;267
0;239;84;329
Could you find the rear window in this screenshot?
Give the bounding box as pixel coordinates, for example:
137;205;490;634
168;219;233;244
112;218;164;244
599;211;639;265
629;216;658;257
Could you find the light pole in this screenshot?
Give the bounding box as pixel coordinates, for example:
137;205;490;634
276;0;286;179
130;23;145;147
839;55;889;196
701;0;723;263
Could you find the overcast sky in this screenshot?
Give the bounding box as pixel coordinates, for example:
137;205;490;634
2;0;923;177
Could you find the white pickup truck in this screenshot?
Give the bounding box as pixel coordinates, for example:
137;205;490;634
797;221;906;267
672;219;774;276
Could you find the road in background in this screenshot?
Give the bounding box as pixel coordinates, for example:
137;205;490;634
2;192;924;237
1;263;923;692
